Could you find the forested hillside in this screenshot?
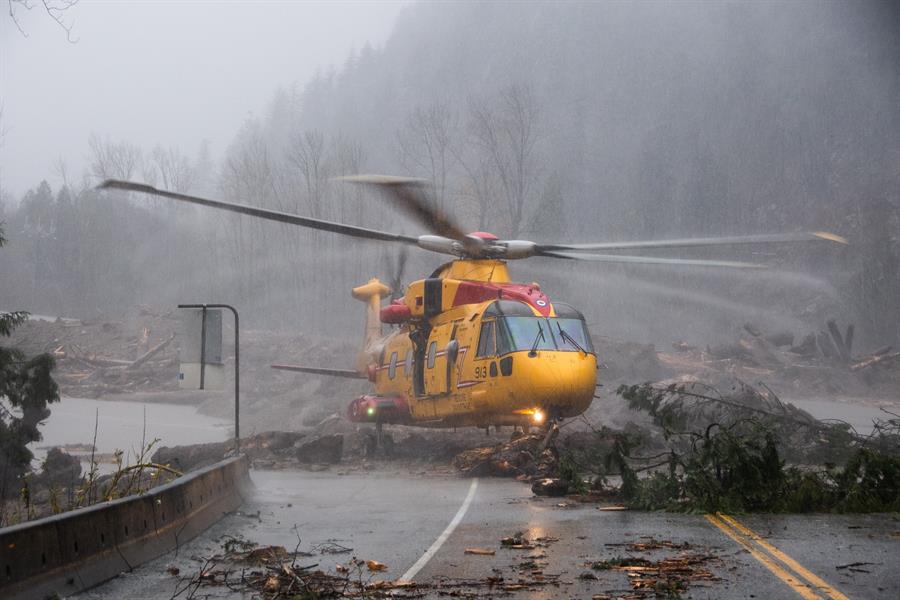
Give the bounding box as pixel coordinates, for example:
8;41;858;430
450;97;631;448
1;2;898;348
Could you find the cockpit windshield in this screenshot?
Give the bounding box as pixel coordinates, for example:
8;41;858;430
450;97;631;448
494;316;594;354
499;317;556;353
552;318;594;353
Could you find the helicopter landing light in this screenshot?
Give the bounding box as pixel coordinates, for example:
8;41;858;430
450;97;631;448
516;408;546;423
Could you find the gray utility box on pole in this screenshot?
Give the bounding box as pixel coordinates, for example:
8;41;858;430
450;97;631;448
179;308;225;390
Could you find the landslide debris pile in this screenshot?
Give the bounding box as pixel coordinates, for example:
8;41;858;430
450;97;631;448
8;306;181;397
6;306;365;420
454;428;559;479
151;425;478;473
657;320;900;398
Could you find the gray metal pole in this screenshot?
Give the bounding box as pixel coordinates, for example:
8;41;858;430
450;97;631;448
199;306;207;390
179;303;240;452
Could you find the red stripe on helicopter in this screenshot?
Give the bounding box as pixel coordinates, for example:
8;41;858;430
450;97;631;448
452;281;552;316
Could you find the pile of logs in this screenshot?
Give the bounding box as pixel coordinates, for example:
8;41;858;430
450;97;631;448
679;319;900;385
789;319;855;362
51;334;177;395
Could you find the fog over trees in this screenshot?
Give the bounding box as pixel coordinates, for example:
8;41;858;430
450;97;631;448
1;1;898;349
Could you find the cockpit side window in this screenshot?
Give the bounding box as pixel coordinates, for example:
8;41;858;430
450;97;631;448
476;320;496;357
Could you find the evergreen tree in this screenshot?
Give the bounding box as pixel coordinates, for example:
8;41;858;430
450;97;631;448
0;224;60;499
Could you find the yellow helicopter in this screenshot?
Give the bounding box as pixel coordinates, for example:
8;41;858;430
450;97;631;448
99;177;846;434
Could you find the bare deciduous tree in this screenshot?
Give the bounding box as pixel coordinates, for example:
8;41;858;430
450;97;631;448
285;129;329;218
148;145;195;193
8;0;79;42
468;84;542;238
88;135;143;183
397;101;459;213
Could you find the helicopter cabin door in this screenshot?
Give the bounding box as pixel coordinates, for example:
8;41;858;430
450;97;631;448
424;322;458;397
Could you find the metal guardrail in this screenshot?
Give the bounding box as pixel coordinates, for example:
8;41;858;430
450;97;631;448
0;455;252;600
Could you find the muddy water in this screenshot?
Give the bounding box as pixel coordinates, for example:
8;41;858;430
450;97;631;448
31;396;231;471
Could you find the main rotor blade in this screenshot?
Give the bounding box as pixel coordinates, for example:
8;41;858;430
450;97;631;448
538;231;848;253
339;175;468;240
539;249;765;269
98;180;419;245
388;245;409;299
271;364;366;379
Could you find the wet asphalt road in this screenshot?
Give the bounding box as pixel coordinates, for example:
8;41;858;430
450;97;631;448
81;469;899;599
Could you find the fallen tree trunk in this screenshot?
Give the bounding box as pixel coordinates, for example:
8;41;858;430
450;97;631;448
850;351;900;372
127;334;175;370
76;355;133;368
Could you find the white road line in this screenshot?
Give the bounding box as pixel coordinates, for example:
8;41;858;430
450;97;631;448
399;478;479;582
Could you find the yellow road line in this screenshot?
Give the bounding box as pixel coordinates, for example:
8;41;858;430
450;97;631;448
717;513;850;600
704;514;824;600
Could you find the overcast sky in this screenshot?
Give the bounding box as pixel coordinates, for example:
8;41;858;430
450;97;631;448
0;1;408;198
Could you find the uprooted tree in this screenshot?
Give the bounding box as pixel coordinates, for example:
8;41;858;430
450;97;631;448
603;381;900;513
0;224;60;499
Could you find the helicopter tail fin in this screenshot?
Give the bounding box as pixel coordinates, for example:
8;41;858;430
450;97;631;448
351;278;391;371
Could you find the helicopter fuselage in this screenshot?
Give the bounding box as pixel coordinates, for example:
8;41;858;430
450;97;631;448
347;259;597;429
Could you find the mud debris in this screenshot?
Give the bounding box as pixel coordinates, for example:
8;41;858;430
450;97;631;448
454;430;559;479
365;559;388;572
588;550;719;597
620;537;693;552
173;537;566;599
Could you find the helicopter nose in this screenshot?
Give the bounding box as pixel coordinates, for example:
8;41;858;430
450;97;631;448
517;351;597;417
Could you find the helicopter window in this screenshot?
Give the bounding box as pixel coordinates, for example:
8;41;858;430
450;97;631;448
490;316;594;354
497;317;555;354
476;321;496;357
427;341;437;369
404;350;413;376
549;318;595;353
552;302;586;320
484;300;536;317
388;351;398;380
